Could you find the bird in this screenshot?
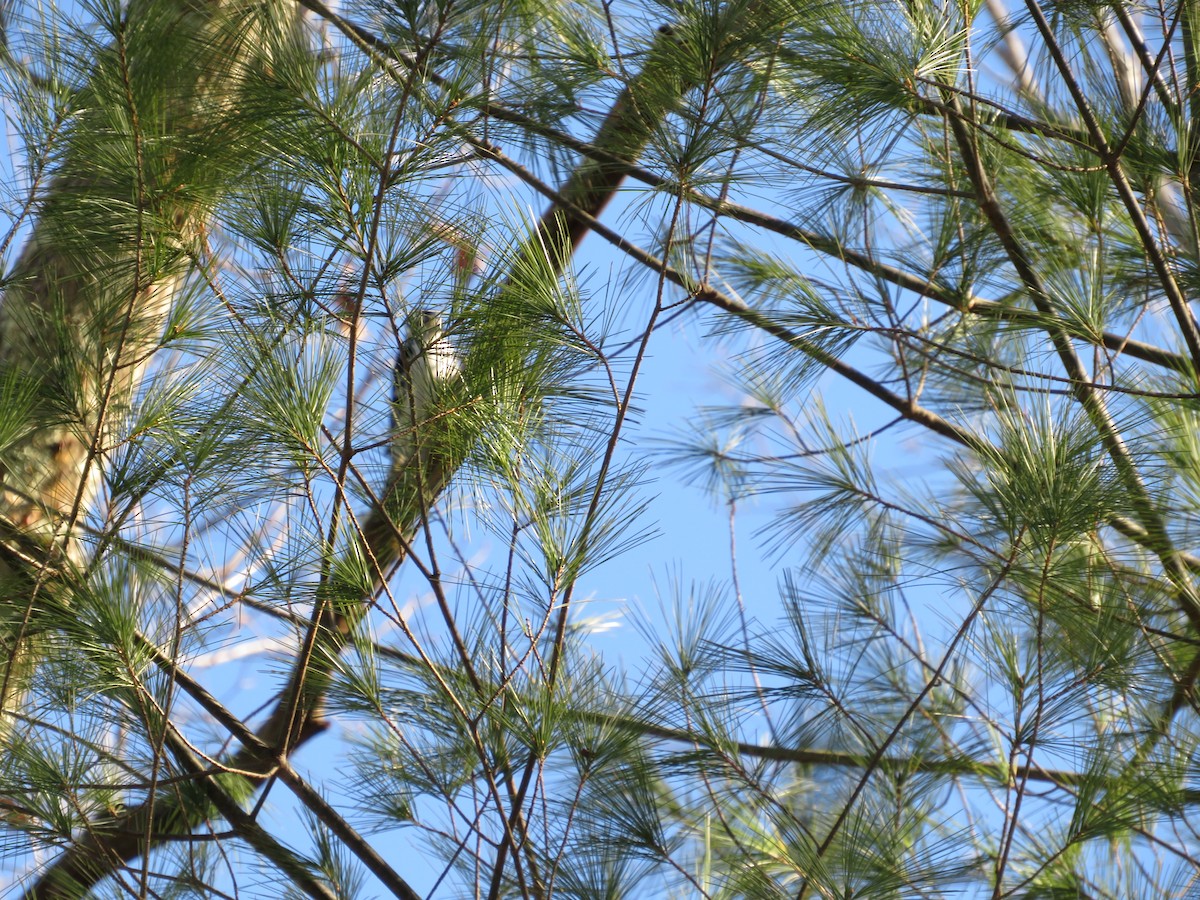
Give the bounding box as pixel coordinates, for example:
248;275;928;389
392;309;461;467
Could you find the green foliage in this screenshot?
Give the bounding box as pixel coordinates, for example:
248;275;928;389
4;0;1200;896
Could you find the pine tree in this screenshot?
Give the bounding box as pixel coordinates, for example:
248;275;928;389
2;0;1200;897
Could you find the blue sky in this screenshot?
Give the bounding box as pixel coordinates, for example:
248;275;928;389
6;0;1176;894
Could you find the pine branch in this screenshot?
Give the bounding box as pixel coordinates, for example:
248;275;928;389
19;19;697;898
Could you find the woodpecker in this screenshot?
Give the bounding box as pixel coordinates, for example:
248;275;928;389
392;309;460;465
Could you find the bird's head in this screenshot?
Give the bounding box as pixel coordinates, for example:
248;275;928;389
408;308;445;340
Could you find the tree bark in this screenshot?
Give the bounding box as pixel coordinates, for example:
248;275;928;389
18;16;694;899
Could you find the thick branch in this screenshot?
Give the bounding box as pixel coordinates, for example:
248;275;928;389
24;20;694;899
